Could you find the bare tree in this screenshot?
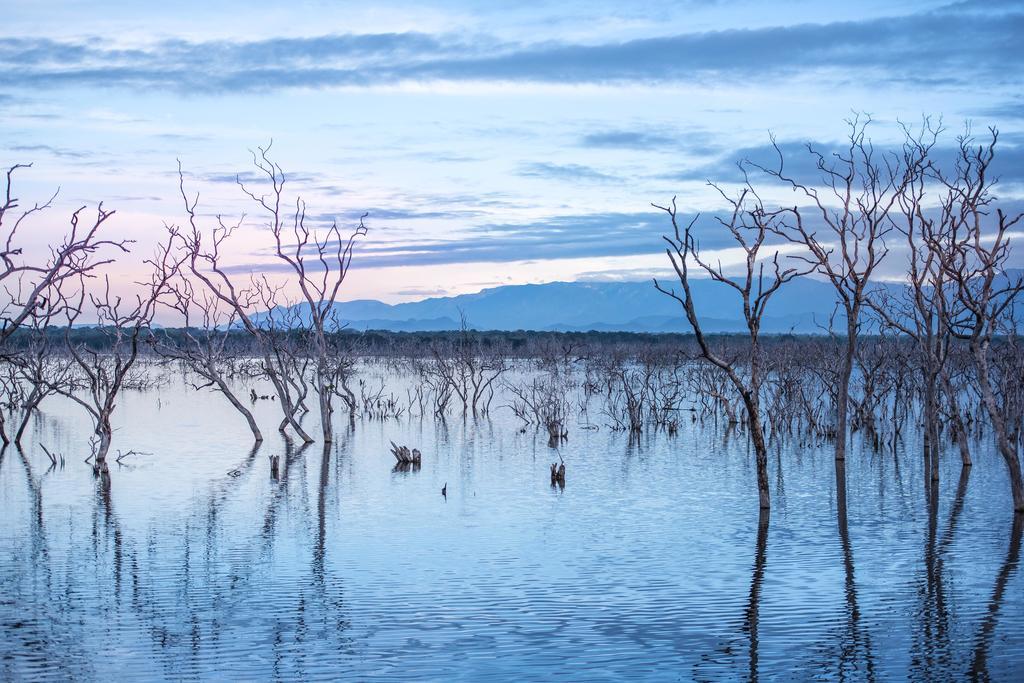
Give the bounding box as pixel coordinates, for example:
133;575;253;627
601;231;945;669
0;163;129;342
238;145;366;443
155;277;264;444
9;286;76;446
251;287;315;437
176;149;366;444
428;314;509;418
753;115;906;462
0;162;129;449
176;171;315;444
867;121;959;480
655;184;807;511
930;129;1024;512
58;234;182;475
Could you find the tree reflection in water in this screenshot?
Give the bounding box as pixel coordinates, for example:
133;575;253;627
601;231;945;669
835;457;875;681
2;405;1023;679
743;509;769;683
969;511;1023;681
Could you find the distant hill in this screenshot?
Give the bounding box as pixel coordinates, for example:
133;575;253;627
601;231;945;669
248;270;1023;334
250;277;846;333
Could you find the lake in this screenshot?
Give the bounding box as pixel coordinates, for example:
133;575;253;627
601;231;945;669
1;365;1022;681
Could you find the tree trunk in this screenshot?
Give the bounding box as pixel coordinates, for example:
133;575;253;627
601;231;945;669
746;396;771;510
972;343;1024;512
213;375;263;443
263;355;314;443
94;421;113;474
941;373;972;467
319;378;333;444
14;391;41;446
954;423;973;469
835;326;855;462
317;355;333;444
923;379;940;483
0;411;9;446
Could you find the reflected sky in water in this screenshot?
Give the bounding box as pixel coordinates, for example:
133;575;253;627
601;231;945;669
1;366;1022;680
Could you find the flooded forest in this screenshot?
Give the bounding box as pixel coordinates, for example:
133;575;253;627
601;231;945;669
2;121;1023;680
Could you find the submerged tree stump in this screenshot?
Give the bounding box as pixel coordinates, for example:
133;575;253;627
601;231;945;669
269;454;280;480
546;419;568;441
550;462;566;487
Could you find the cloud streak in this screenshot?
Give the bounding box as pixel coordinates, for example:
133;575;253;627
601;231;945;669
0;4;1020;93
580;129;681;150
8;143;90;159
517;162;616;182
670;138;1024;185
222;208;773;273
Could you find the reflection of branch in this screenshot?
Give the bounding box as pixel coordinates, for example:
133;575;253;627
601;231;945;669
915;467;970;677
969;513;1023;679
15;445;43;534
313;442;330;583
836;459;875;680
4;446;95;675
209;442;262;510
743;511;769;683
91;463;124;604
939;467;971;553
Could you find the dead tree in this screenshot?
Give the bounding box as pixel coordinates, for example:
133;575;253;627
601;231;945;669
868;121;960;478
175;167;315;444
753;115;906;462
429;318;509;418
654;184;807;511
155;277;264;444
327;340;360;418
931;129;1024;512
59;234;182;475
253;289;314;436
0;164;129;441
238;145;367;443
0;163;129;342
9;286;76;446
504;373;570;443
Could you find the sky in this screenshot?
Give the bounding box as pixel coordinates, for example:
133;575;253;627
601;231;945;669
2;0;1023;309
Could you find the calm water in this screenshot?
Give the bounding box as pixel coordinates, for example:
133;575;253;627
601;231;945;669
1;367;1022;681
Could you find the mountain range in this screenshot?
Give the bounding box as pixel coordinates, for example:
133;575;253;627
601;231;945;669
248;269;1024;334
253;277;874;333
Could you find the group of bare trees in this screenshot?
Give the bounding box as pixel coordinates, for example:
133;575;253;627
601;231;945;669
172;148;366;446
657;117;1023;514
0;119;1021;518
655;186;807;510
0;147;367;475
0;163;139;475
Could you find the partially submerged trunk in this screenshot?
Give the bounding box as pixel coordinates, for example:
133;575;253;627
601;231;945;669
317;363;333;444
210;371;263;444
742;391;771;511
263;357;314;444
972;341;1024;513
93;419;113;475
941;372;972;468
14;386;43;446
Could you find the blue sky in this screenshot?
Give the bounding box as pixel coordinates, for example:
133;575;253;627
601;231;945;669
2;0;1022;304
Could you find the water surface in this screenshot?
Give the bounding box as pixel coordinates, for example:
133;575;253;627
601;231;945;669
1;369;1022;680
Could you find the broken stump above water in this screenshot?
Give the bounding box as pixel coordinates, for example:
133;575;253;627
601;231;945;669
390;441;422;465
